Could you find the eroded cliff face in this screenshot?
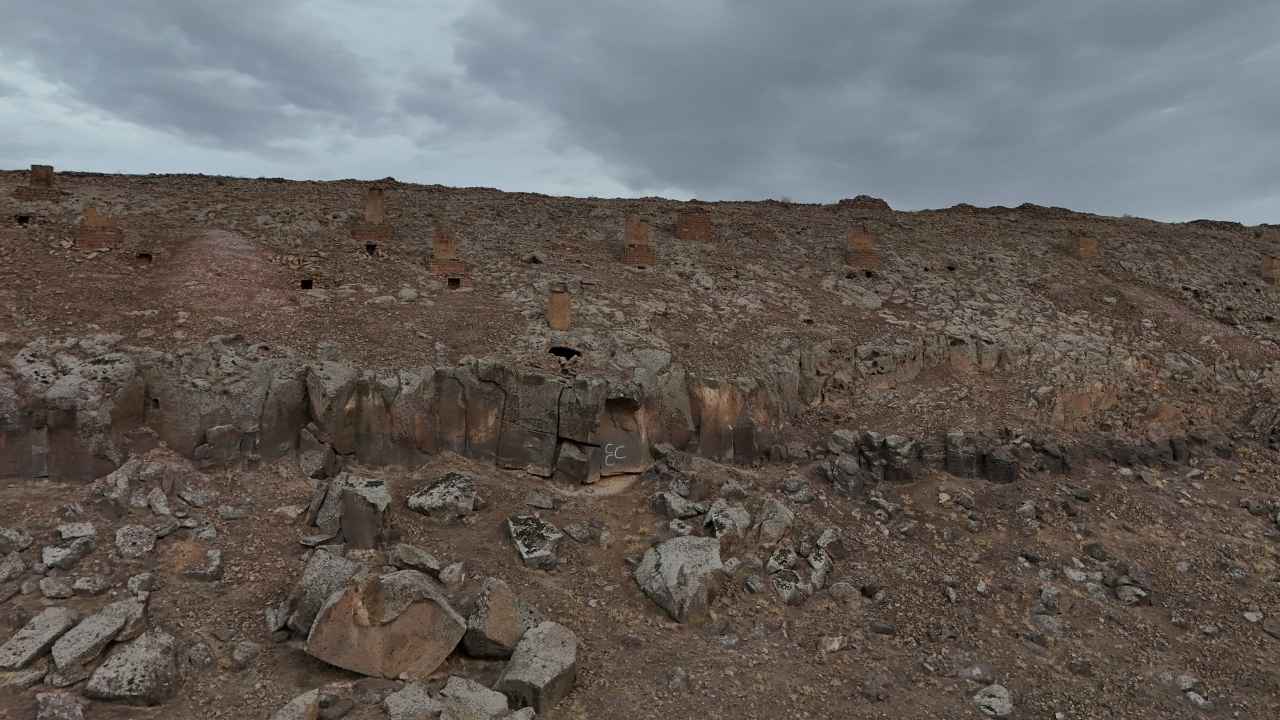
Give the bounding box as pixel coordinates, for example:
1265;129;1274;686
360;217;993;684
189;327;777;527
0;335;790;484
0;333;1246;486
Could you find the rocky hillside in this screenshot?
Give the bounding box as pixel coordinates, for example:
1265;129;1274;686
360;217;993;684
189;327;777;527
1;168;1279;719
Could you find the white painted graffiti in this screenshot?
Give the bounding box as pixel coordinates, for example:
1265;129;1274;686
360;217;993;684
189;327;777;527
604;443;628;467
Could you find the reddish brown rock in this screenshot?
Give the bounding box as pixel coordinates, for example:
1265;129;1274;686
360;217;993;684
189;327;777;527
305;571;465;679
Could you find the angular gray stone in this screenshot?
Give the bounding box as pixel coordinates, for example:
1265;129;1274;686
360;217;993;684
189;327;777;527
0;526;33;554
127;572;158;595
635;536;724;623
384;682;441;720
287;550;366;636
230;641;261;671
337;473;392;549
36;691;85;720
389;543;444;576
85;630;178;706
496;621;578;714
72;574;111;596
50;601;132;671
0;606;79;670
0;552;25;583
754;499;794;546
703;499;750;539
648;492;703;519
39;577;74;599
115;525;157;560
41;537;95;571
440;675;510;718
407;472;481;522
57;523;96;541
463;577;524;659
974;684;1013;717
146;487;172;516
507;516;564;570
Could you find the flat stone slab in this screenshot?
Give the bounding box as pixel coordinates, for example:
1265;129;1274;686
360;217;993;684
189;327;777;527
0;607;79;670
84;630;178;706
51;599;142;670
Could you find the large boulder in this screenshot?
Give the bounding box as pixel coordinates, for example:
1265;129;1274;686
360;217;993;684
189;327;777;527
634;536;724;623
496;621;579;714
84;630;178;705
305;570;465;679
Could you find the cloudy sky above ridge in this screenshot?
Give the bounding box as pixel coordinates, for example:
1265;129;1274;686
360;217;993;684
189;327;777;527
1;0;1278;223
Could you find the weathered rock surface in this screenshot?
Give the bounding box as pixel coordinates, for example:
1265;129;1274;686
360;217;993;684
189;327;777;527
0;551;25;583
0;606;79;670
496;621;579;714
84;629;178;705
115;524;157;559
634;536;724;623
407;471;482;521
337;473;392;548
507;515;563;570
440;675;510;718
383;682;441;720
305;570;465;679
51;599;143;670
35;691;85;720
41;538;95;571
462;577;524;659
287;549;366;636
0;526;33;555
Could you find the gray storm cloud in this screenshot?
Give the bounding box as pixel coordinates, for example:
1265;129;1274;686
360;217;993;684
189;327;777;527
0;0;1277;221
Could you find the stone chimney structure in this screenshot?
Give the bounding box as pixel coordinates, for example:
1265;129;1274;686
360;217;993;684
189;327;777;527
621;216;656;267
1074;234;1099;259
351;187;391;253
13;164;60;201
430;224;472;289
77;206;123;250
675;210;714;242
547;282;571;331
845;225;880;270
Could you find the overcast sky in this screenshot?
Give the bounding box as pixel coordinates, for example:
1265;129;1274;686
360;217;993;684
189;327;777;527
1;0;1278;223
